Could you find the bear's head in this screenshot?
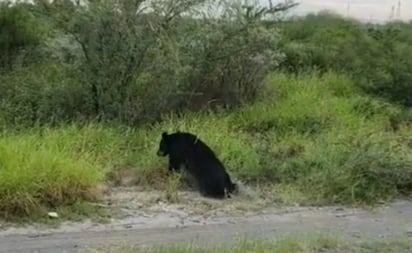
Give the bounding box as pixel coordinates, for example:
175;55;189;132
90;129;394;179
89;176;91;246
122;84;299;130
156;131;170;157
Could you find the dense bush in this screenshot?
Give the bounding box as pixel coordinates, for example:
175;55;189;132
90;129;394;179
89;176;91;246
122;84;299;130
0;2;47;72
278;12;412;107
0;64;92;127
0;0;294;126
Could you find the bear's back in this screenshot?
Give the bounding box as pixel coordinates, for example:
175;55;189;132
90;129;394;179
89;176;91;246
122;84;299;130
170;132;218;159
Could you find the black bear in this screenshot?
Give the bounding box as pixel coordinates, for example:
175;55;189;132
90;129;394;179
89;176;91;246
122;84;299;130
157;131;238;198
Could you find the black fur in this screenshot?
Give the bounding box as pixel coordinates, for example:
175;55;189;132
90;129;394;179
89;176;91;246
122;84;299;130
157;131;238;198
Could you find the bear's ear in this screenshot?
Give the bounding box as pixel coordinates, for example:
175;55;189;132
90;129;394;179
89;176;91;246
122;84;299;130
162;131;168;138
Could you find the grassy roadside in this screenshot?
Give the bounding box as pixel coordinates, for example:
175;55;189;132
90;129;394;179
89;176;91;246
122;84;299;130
92;236;412;253
1;72;411;221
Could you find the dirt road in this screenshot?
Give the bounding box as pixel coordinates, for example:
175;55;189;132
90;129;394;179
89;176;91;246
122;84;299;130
0;189;411;253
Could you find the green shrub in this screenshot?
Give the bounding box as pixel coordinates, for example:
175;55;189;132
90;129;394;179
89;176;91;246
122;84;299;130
0;64;92;127
0;132;103;216
0;2;47;71
279;12;412;107
9;0;290;126
232;72;356;134
299;127;412;204
229;72;412;204
0;123;140;217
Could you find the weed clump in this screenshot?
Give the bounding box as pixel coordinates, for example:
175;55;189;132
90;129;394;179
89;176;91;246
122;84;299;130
0;134;103;217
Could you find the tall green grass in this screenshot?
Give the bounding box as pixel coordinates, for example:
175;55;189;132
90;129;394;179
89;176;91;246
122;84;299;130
228;72;412;204
0;132;101;217
0;125;130;217
0;72;411;219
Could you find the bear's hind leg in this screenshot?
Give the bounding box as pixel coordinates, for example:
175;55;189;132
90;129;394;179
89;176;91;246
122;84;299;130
198;179;226;199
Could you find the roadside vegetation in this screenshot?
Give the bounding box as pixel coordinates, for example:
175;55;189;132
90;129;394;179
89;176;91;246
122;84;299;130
0;0;411;220
96;235;412;253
